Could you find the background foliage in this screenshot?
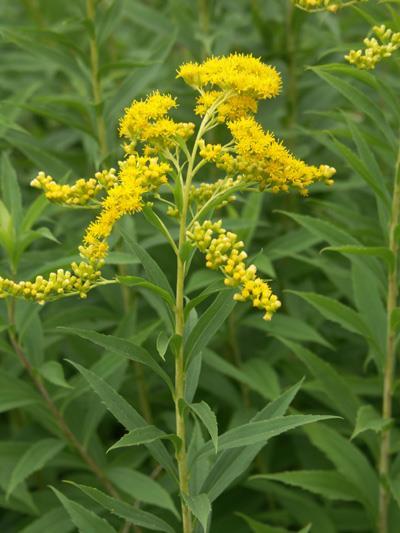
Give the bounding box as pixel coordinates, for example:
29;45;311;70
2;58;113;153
0;1;399;532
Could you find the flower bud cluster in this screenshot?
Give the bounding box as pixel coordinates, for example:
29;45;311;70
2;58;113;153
190;176;240;209
31;172;106;206
0;262;101;304
187;220;281;320
94;168;119;189
345;25;400;70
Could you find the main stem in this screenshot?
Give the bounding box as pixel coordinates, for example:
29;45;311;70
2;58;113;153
174;105;217;532
87;0;108;160
378;145;400;533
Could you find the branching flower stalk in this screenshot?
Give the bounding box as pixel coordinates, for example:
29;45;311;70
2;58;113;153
0;54;335;531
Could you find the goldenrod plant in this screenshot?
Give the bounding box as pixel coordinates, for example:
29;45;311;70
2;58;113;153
0;52;335;533
2;1;400;532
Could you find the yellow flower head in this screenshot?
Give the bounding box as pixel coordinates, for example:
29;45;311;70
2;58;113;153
119;91;194;147
195;90;258;122
199;116;335;195
178;53;282;100
81;154;171;266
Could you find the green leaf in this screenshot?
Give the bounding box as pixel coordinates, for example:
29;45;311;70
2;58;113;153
60;327;173;395
305;423;379;519
391;307;400;333
352;405;390;439
0;370;39;413
188;401;218;453
121;230;174;297
51;487;117;533
244;313;332;348
185;290;236;366
108;426;181;452
106;467;178;517
287;291;374;340
21;195;49;231
310;66;395;147
179;240;194;262
18;507;72;533
323;245;394;270
331;137;389;205
252;470;360;502
184;493;211;533
201;381;304;501
156;330;171;361
7;439;64;496
39;361;72;389
237;513;292;532
342;112;387;196
0;199;16;258
67;360;177;481
197;415;336;459
0;152;22;222
278;339;360;423
142;205;178;253
117;275;175;307
67;482;175;533
204;349;278;401
389;478;400;511
121;229;174;328
277;210;359;246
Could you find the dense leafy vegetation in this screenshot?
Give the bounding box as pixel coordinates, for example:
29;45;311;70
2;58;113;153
0;1;399;532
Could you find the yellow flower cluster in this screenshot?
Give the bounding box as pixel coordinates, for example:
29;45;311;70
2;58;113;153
187;220;281;320
295;0;337;10
80;154;171;265
30;169;118;206
195;91;258;122
119;91;194;149
294;0;361;12
178;53;282;100
345;25;400;70
190;177;241;209
0;263;101;304
0;154;170;304
199;117;335;195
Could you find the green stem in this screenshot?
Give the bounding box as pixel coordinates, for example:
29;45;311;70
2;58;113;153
6;301;120;500
286;0;298;131
174;100;222;532
86;0;108;161
378;144;400;533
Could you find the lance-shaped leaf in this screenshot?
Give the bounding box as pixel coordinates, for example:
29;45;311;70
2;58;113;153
197;414;337;460
51;487;117;533
67;361;177;481
7;439;64;497
67;481;175;533
187;401;218;453
108;425;181;452
60;327;173;395
185;290;236;365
